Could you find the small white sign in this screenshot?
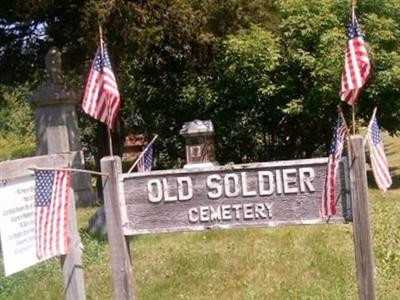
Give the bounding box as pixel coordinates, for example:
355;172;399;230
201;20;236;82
0;176;47;276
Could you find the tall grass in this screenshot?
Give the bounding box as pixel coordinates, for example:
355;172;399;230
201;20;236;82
1;135;399;299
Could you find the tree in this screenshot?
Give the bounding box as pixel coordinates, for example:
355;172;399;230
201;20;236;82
277;0;400;145
0;84;36;159
1;0;399;167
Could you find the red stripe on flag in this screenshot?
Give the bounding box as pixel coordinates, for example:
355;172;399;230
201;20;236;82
34;170;71;259
82;44;120;130
367;116;392;192
340;16;371;105
321;118;347;219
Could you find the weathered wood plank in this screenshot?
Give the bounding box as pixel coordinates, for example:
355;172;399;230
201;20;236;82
60;192;86;300
120;157;350;235
340;156;352;222
348;136;375;300
101;156;135;300
121;157;330;180
0;152;80;181
0;153;86;300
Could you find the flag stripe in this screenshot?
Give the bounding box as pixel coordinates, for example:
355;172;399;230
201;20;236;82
34;170;71;259
55;171;64;255
321;117;347;219
371;150;391;185
371;146;391;189
367;116;392;192
349;40;362;86
82;44;120;129
340;13;371;105
62;171;70;254
84;73;102;115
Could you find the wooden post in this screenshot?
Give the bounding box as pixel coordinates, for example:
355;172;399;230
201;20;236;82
60;192;86;300
347;136;375;300
101;156;135;300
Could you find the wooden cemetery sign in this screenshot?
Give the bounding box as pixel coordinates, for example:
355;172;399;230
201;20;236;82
101;136;375;300
0;152;86;300
120;157;351;235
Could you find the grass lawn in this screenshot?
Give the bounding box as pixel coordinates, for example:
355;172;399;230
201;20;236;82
1;134;399;299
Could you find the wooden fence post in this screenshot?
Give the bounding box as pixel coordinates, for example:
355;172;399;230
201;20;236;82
347;135;375;300
60;192;86;300
101;156;135;300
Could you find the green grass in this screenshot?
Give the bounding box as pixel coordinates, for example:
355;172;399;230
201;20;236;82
132;225;357;300
368;134;400;299
1;135;400;299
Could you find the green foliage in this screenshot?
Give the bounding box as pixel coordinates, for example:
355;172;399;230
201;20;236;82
361;13;400;132
276;0;345;155
210;26;283;162
116;1;280;167
275;0;400;153
1;2;400;298
0;85;35;160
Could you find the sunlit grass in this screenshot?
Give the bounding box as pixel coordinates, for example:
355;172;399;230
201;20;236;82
133;224;358;299
368;133;400;299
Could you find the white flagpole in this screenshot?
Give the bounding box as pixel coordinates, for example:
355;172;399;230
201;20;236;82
363;107;378;147
127;134;158;175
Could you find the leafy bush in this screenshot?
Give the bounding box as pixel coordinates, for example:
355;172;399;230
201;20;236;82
0;85;36;161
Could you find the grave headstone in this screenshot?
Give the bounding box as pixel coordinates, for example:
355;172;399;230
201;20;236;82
180;119;217;168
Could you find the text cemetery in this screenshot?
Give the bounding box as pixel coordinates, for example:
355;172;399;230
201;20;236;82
146;168;315;224
121;159;350;235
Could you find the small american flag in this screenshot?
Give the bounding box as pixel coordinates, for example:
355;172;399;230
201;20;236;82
34;170;71;259
340;11;371;105
82;42;120;130
367;116;392;192
321;117;347;219
138;143;153;172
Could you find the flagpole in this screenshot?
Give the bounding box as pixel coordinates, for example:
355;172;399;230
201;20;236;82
99;25;114;157
363;106;378;147
351;1;356;135
127;134;158;175
352;103;356;135
29;167;108;177
337;105;356;153
368;107;378;128
337;106;350;136
336;105;351;145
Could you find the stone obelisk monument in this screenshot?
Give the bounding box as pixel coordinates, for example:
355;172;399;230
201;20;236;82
29;47;95;206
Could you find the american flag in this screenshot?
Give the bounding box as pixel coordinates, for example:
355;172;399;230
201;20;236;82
367;116;392;192
82;42;120;130
321;117;347;219
34;170;71;259
340;11;371;105
138;143;153;172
